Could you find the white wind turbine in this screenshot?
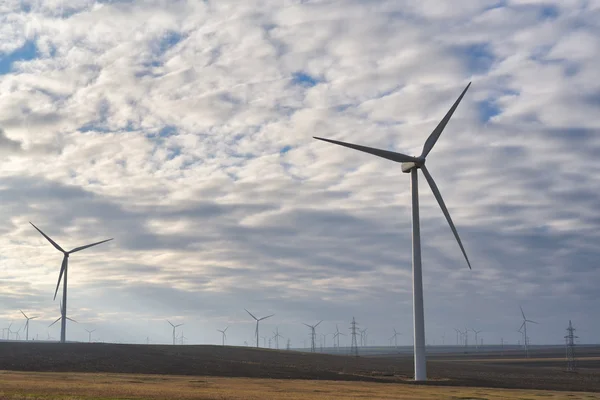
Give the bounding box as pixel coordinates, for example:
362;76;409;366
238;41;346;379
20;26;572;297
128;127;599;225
166;320;183;345
20;310;37;341
245;309;274;348
519;306;538;358
314;82;473;381
30;222;112;343
217;327;228;346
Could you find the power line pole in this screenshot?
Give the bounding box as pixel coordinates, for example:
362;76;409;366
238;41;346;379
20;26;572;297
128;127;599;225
565;320;578;372
350;317;359;357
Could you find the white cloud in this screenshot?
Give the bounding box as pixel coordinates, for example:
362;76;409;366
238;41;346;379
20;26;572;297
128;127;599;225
0;0;598;347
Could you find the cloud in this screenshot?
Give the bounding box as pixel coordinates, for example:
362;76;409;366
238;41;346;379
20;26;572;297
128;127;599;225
0;0;598;348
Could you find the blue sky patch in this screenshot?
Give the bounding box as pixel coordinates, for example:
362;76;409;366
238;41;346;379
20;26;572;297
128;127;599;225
0;40;38;75
478;100;501;122
292;72;319;87
461;43;495;74
540;5;559;19
280;145;292;154
159;126;177;138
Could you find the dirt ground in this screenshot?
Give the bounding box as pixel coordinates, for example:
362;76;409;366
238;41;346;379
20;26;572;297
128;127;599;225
0;342;598;392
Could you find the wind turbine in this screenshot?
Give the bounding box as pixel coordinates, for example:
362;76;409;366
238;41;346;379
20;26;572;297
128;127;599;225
49;301;77;337
273;327;283;349
359;328;368;347
30;222;112;343
519;306;538;358
333;324;345;352
217;327;228;346
303;320;322;353
470;329;482;351
245;309;274;348
85;329;96;343
20;310;37;341
166;320;183;345
390;329;401;348
314;82;473;381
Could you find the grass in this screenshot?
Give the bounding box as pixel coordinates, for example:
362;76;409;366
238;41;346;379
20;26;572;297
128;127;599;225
0;371;598;399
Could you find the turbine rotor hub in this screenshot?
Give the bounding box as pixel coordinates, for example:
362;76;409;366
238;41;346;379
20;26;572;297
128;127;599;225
401;159;424;173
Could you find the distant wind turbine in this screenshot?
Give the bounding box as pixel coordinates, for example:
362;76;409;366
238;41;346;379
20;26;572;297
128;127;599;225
30;222;112;343
273;327;283;349
20;310;37;341
390;329;401;348
85;329;96;343
314;82;473;381
519;306;538;358
333;324;345;352
217;327;228;346
302;320;322;353
49;302;77;335
245;309;274;348
167;320;183;345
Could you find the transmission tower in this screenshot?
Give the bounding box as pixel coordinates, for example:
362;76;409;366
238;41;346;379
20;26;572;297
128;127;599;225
565;320;578;372
349;317;359;357
286;338;291;351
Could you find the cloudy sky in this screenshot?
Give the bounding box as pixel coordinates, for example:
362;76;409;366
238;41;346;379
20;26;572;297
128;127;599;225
0;0;599;348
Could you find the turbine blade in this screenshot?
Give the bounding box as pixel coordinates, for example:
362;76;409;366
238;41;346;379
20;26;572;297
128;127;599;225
30;222;66;253
421;165;472;269
49;317;61;327
20;310;27;319
315;320;323;328
66;317;78;323
30;317;37;320
420;82;471;158
69;238;113;254
313;137;419;164
302;323;311;328
244;309;258;321
167;320;175;327
259;314;274;321
224;327;228;332
53;255;68;300
526;319;538;324
176;324;184;327
520;306;526;320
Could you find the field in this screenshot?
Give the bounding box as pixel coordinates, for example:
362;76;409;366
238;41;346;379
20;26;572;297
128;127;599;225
0;342;599;398
1;371;599;400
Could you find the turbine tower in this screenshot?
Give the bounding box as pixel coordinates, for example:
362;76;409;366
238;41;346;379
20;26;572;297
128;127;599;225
167;320;183;345
303;320;322;353
30;222;112;343
217;327;228;346
519;306;538;358
245;309;273;348
20;310;37;341
85;329;96;343
314;82;473;381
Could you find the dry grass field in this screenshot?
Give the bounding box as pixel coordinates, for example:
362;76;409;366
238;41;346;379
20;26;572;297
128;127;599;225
0;371;599;400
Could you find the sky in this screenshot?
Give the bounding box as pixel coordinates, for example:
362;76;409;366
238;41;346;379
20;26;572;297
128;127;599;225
0;0;599;348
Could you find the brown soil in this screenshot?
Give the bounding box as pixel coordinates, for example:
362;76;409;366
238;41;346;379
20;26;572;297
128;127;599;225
0;342;598;392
